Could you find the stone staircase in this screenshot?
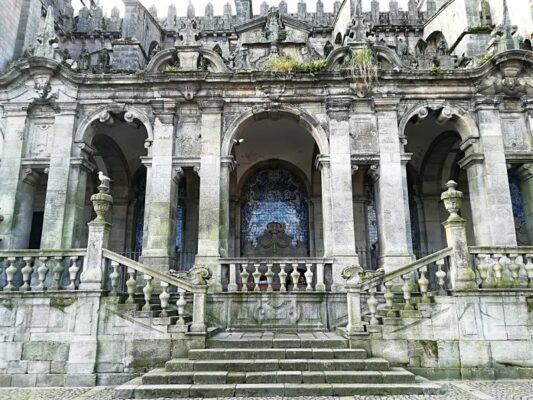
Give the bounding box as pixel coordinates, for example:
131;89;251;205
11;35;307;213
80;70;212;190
114;332;443;398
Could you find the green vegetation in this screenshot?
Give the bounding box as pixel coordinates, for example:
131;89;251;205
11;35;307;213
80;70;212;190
429;65;442;75
479;52;493;65
468;24;493;33
163;64;182;73
344;46;379;87
265;57;326;74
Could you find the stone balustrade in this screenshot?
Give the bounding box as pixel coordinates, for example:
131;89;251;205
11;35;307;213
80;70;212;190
102;249;210;333
470;247;533;289
0;250;86;292
222;259;332;292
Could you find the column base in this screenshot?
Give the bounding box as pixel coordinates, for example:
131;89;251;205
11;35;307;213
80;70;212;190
139;252;176;274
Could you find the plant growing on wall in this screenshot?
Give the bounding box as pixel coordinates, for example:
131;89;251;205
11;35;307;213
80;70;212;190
277;29;288;43
344;45;379;87
265;57;326;75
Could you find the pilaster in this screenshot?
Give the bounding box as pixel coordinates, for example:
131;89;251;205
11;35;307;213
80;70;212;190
41;103;78;249
0;105;28;249
196;99;225;291
374;98;413;273
463;97;516;246
141;105;179;272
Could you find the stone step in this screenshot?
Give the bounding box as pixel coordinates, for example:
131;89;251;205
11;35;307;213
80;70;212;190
164;358;391;372
188;347;367;360
207;337;348;349
142;368;416;385
116;381;443;398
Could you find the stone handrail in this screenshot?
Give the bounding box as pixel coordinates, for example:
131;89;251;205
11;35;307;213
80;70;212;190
469;246;533;289
0;249;87;291
102;249;210;333
222;258;333;293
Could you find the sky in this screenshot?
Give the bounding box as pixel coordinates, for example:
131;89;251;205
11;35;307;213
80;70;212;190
72;0;413;17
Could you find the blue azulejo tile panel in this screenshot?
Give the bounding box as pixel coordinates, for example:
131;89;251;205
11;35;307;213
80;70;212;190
241;168;309;250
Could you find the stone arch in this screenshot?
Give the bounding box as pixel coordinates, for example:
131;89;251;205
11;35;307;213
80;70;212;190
148;41;160;58
146;48;230;73
424;31;447;55
74;104;153;145
398;101;480;143
222;104;330;157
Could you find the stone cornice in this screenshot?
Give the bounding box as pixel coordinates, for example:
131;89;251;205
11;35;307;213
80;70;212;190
197;99;225;113
458;153;485;169
373;98;401;112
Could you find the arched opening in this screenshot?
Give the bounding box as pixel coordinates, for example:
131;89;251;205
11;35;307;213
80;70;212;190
229;114;324;258
404;111;474;256
334;32;343;45
507;168;533;245
81;111;149;255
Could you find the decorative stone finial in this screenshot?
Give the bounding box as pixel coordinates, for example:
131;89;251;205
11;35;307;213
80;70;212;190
34;6;58;59
260;1;269;15
279;0;288;14
148;4;158;18
441;180;463;221
91;180;113;223
298;0;307;15
223;2;232;17
205;2;214;17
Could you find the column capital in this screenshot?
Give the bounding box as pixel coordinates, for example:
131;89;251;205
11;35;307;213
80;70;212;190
55;102;79;116
367;164;380;182
197;99;225;113
373;98;401;112
314;154;331;170
70;157;97;174
326;98;352;122
173;167;185;182
458;153;485;170
221;156;237;171
472;95;503;111
516;163;533;181
22;168;42;186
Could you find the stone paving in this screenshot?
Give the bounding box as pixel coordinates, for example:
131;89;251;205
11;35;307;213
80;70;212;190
0;381;533;400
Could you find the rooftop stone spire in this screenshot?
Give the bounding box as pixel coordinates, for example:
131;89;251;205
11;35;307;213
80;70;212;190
187;0;195;18
316;0;324;15
205;2;214;17
223;2;232;17
260;1;269;15
298;0;307;16
34;6;58;59
279;0;288;14
148;4;157;18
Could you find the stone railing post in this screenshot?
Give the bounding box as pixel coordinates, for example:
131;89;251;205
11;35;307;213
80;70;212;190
441;181;477;290
341;265;365;334
80;183;113;290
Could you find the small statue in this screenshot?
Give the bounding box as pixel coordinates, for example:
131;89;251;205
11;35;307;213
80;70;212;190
437;40;448;56
324;41;334;58
96;48;110;72
61;48;71;62
396;38;408;56
79;49;91;71
150;43;161;59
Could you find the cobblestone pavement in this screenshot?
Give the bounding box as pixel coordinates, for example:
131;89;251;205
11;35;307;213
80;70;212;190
0;381;533;399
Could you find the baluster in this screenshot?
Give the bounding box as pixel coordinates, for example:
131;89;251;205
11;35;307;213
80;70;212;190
518;255;529;288
4;258;18;291
367;289;379;325
383;281;395;317
279;264;288;292
265;264;274;292
36;257;49;291
109;261;120;296
176;291;187;325
508;254;520;288
526;255;533;289
315;263;325;292
125;268;136;304
418;266;430;303
435;259;447;295
401;274;413;310
142;275;154;311
291;264;300;292
492;254;504;288
228;263;238;292
20;257;34;292
252;264;261;292
304;263;314;292
66;257;80;291
51;256;65;290
240;264;250;292
476;254;489;288
159;282;170;317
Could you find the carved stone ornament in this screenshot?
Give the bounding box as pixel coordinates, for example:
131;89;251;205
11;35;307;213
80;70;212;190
441;180;463;221
169;265;212;286
177;19;201;47
477;61;532;97
91;184;113;223
340;265;364;286
32;81;57;104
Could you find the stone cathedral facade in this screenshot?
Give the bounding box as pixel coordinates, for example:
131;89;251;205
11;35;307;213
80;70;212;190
0;0;532;396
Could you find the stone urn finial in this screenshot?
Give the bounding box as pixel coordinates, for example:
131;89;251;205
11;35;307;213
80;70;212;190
441;180;463;220
91;184;113;223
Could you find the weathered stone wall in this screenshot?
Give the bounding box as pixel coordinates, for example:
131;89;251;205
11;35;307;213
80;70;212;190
0;0;23;71
363;292;533;380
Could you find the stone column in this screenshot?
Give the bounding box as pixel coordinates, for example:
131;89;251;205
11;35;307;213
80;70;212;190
141;115;179;272
220;156;235;258
461;98;516;246
0;105;27;249
196;100;225;291
516;164;533;244
62;144;96;248
374;99;413;273
326;99;360;290
11;168;41;248
41;104;78;249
